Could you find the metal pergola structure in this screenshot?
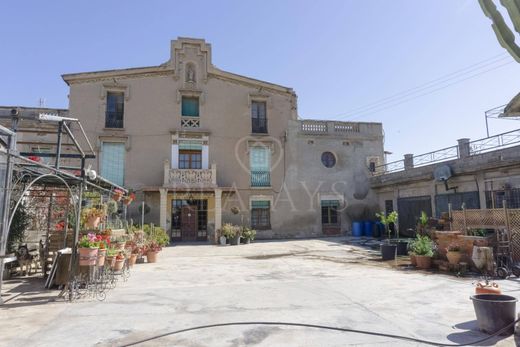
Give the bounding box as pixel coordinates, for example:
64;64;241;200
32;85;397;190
0;109;127;304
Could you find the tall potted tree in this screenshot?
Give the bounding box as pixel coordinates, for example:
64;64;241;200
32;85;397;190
376;211;399;260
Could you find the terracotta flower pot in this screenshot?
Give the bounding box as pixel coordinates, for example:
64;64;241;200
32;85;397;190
415;255;432;269
114;242;126;251
79;247;98;266
105;256;116;268
97;248;107;266
410;253;417;266
86;216;101;229
113;194;122;202
446;251;462;265
112;258;125;271
129;254;138;267
147;251;158;263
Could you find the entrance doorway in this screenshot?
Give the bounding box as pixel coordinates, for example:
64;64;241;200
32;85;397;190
171;199;208;241
181;205;198;241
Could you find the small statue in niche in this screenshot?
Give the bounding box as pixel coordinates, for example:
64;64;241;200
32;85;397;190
186;64;196;82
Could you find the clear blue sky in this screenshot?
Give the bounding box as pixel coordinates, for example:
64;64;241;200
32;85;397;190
1;1;519;161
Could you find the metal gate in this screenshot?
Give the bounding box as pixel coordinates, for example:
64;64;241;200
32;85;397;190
397;196;432;236
435;191;480;217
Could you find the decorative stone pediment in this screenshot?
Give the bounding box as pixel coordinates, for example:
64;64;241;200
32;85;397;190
169;38;212;86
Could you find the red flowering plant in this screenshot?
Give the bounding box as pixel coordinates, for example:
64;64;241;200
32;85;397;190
112;189;124;201
54;220;65;231
95;234;111;249
116;252;125;261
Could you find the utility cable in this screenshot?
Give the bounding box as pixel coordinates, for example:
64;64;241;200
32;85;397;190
330;53;511;119
338;60;514;121
120;318;520;347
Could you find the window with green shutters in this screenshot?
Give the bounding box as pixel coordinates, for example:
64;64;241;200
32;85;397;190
251;200;270;229
181;96;199;117
321;200;339;225
250;147;270;187
100;142;125;186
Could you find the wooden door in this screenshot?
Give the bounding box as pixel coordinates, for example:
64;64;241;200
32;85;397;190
181;205;198;241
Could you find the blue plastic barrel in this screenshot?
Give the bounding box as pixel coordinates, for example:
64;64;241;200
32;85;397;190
364;221;373;237
352;222;363;237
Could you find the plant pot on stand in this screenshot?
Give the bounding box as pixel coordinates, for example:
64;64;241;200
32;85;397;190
97;248;106;267
446;251;462;265
86;216;101;229
78;247;98;266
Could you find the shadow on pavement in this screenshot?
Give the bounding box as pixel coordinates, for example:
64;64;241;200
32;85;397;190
447;320;509;346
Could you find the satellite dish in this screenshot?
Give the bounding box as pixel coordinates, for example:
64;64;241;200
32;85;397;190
433;165;452;182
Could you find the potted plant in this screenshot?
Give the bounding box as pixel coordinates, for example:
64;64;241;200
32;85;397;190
111;252;125;271
446;242;462;265
376;211;399;260
129;247;139;267
221;223;238;245
112;235;128;251
241;227;256;244
147;242;161;263
417;211;429;236
408;238;417;266
112;189;124;202
78;233;99;266
82;207;106;229
123;191;136;206
105;248;118;268
218;229;227;246
95;234;109;266
412;235;435;269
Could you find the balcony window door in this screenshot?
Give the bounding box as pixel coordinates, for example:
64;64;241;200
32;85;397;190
179;150;202;169
251;101;267;134
105;92;124;128
250;146;270;187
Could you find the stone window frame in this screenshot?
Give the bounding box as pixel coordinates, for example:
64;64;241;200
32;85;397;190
249;195;274;230
248;93;271;136
100;83;130;131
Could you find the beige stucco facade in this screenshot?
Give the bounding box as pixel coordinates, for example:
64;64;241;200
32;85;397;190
60;38;384;241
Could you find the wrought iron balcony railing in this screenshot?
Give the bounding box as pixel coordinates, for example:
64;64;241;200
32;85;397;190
251;170;271;187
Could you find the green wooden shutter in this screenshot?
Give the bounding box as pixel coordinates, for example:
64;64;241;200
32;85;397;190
101;142;125;186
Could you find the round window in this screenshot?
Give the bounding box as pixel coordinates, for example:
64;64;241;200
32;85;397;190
321;152;336;168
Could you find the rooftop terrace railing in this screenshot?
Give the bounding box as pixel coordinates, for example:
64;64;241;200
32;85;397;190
373;128;520;176
469;128;520;155
299;119;381;136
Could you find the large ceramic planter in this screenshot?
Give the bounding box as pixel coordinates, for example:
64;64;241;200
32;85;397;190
86;216;101;229
147;251;158;263
244;238;251;244
112;258;125;271
97;248;107;267
129;254;137;267
446;251;462;265
381;244;397;261
415;255;432;269
79;247;98;266
219;236;227;246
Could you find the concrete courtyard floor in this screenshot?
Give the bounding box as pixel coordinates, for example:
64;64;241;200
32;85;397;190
1;237;519;346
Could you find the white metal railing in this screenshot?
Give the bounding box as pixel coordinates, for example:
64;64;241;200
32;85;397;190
163;161;217;187
470;128;520;155
373;128;520;176
413;145;459;167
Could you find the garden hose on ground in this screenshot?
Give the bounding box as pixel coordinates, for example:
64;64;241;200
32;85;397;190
120;317;520;347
